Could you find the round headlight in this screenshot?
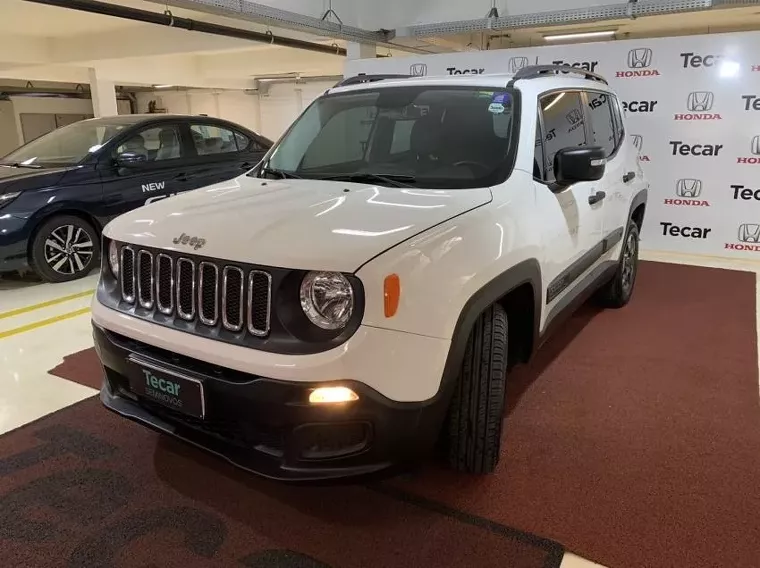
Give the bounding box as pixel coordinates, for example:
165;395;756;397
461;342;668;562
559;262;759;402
299;271;354;330
108;241;119;277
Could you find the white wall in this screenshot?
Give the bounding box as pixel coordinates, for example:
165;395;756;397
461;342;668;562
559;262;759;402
0;100;18;156
135;81;335;142
9;96;94;146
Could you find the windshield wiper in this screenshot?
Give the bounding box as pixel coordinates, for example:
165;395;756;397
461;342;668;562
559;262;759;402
258;166;302;180
319;173;416;188
0;161;43;169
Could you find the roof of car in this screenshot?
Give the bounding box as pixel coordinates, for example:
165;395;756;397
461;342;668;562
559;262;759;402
78;114;243;126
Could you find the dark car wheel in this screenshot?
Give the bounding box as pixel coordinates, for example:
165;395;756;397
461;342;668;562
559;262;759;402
446;303;508;474
30;215;100;283
596;222;640;309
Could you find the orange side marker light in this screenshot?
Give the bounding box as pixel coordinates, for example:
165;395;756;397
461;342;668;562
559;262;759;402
384;274;401;318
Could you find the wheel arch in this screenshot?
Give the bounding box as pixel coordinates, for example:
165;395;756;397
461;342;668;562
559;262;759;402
26;207;103;265
436;258;542;402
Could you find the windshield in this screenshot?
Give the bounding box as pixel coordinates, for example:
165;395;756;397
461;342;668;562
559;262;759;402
2;119;132;167
262;85;517;189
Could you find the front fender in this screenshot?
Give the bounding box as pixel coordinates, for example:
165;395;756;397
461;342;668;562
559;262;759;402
356;196;542;341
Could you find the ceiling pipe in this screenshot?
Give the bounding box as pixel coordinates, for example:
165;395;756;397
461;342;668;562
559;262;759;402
22;0;348;56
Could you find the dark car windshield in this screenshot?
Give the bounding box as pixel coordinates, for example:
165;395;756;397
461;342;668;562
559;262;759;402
2;119;133;167
263;85;517;189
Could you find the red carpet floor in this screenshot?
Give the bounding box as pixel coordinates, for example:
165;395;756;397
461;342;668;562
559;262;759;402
40;261;760;567
0;406;559;567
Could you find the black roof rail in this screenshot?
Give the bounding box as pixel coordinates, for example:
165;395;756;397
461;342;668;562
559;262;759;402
333;73;411;87
507;64;608;86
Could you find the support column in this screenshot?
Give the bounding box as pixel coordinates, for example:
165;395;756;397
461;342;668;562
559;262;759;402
87;68;118;117
346;42;376;60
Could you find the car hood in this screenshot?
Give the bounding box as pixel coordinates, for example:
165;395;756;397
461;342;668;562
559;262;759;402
0;165;74;192
104;175;492;272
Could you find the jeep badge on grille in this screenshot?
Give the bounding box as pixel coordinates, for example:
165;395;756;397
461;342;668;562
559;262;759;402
173;232;206;250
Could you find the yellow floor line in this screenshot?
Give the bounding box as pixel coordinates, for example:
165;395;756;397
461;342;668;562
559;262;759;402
0;289;94;321
0;307;91;340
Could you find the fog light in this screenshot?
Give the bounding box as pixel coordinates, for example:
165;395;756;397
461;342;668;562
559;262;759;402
309;386;358;404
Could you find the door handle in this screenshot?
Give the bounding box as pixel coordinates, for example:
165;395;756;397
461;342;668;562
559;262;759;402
588;191;606;205
623;171;635;183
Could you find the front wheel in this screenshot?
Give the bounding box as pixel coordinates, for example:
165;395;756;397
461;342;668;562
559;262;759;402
596;222;639;308
30;215;100;283
446;304;508;474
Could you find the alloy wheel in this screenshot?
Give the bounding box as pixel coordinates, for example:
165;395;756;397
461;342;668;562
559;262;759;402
621;231;638;293
44;224;94;276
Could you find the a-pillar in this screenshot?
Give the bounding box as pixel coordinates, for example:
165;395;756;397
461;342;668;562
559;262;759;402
88;68;118;117
346;42;376;60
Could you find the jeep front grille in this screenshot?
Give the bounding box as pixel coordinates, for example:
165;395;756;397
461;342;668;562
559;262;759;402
119;248;271;337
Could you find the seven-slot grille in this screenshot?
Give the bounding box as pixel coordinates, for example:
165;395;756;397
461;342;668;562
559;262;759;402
118;247;272;337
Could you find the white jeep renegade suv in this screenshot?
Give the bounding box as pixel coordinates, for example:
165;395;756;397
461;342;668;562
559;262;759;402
92;65;648;481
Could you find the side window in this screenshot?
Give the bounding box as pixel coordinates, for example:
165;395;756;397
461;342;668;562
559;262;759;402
610;95;625;146
586;91;616;157
116;125;183;162
537;90;587;182
191;124;239;156
533;111;546;180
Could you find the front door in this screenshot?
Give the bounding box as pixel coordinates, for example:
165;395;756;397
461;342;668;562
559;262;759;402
97;123;193;221
534;90;606;312
183;123;268;189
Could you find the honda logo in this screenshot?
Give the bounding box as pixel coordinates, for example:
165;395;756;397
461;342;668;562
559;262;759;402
508;57;529;73
738;224;760;243
409;63;427;77
676;179;702;197
752;135;760;155
566;109;583;124
686;91;714;112
627;48;653;69
630;134;643;151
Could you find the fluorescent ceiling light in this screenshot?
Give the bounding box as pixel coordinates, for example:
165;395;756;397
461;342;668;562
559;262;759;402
543;30;616;41
153;84;174;89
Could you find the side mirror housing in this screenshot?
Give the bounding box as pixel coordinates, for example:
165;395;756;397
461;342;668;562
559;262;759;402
115;151;147;168
553;146;606;190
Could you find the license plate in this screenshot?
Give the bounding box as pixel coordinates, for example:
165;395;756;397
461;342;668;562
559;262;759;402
126;355;205;419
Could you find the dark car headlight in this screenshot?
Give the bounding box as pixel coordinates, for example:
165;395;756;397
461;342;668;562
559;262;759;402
299;271;354;330
0;191;21;210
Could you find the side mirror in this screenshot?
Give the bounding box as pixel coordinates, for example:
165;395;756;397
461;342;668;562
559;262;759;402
115;151;147;168
553;146;606;189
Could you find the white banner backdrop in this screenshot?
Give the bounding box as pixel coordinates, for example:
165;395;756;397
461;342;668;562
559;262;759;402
344;31;760;259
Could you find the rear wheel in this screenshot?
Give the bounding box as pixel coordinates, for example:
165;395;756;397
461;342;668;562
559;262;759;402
596;222;639;308
446;304;508;474
30;215;100;283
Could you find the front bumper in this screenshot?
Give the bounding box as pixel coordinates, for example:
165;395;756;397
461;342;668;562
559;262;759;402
0;214;31;273
94;324;452;481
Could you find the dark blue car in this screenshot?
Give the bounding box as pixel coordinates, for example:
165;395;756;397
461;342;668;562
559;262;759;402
0;114;271;282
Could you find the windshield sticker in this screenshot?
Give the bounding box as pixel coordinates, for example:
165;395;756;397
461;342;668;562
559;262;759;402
488;102;505;114
477;91;495;98
491;92;511;104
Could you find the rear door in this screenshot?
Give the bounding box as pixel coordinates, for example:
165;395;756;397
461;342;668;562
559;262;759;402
97;122;195;220
182;122;269;189
584;90;630;243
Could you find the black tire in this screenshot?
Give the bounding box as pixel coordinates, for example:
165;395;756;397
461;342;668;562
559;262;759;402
596;222;639;309
30;215;100;283
447;304;508;474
